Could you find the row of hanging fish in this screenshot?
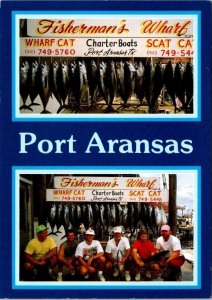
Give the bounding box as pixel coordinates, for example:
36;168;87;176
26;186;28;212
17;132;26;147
46;202;168;240
20;58;193;114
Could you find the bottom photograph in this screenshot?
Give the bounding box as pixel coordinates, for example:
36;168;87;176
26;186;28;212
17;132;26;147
15;168;198;288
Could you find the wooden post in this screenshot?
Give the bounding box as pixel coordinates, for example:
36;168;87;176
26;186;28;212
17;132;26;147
168;174;177;235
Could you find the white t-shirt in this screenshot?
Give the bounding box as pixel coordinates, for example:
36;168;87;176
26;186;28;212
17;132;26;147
105;237;130;260
156;235;182;256
75;240;104;261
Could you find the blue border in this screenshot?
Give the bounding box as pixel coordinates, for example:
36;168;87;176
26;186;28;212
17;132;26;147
12;166;201;290
12;10;201;122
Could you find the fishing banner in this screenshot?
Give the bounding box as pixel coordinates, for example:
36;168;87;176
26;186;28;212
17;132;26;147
19;17;195;58
47;176;168;202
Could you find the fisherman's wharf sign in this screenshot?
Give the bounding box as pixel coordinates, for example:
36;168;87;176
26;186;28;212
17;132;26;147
19;15;195;57
46;176;169;202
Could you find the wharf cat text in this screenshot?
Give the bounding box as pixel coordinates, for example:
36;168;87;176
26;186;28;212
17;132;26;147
19;132;193;155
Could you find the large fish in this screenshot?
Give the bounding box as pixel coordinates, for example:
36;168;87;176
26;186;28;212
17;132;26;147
20;61;32;111
73;60;89;109
174;62;185;108
48;203;57;235
62;204;70;232
49;60;61;108
163;61;176;112
155;206;162;227
69;203;76;231
116;61;125;102
100;204;107;231
150;62;164;112
134;61;145;105
38;61;52;113
105;60;117;112
110;204;116;226
160;206;168;225
28;60;40;107
87;204;94;228
183;62;193;111
97;61;107;104
57;61;70;113
55;203;63;233
86;59;99;105
116;204;123;226
122;204;128;229
143;60;154;110
81;204;88;229
122;61;136;107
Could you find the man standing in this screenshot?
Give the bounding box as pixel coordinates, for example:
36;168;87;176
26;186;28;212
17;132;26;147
132;229;159;280
105;226;131;281
156;224;185;280
57;229;78;281
75;228;106;281
24;224;57;280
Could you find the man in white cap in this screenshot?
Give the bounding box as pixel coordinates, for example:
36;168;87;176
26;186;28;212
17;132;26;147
75;228;106;281
105;226;131;281
156;224;185;280
24;224;57;280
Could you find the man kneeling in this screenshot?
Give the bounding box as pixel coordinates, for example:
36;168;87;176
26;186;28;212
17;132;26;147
24;225;57;280
75;228;106;281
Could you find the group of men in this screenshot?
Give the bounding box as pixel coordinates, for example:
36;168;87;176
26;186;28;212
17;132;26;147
24;224;185;282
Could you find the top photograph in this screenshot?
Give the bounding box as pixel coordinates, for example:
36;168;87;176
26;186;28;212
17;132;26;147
13;12;200;121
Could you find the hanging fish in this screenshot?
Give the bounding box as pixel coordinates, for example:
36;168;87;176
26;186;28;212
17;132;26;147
73;60;89;109
37;61;52;113
49;60;61;108
174;62;185;108
183;62;193;111
99;204;107;231
163;61;177;112
87;204;94;229
160;206;168;225
143;60;154;111
122;205;128;230
97;61;107;105
150;205;158;235
104;60;117;112
48;203;57;235
69;203;76;231
134;61;145;105
57;61;70;113
81;204;89;229
55;203;63;233
122;61;136;108
62;204;70;231
20;60;32;111
155;206;162;227
28;60;40;107
116;204;123;226
86;59;99;105
150;62;164;113
110;204;116;226
116;61;125;102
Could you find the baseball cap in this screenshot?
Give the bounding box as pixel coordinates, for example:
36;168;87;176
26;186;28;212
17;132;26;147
161;224;170;231
113;226;123;233
85;228;95;235
36;224;47;234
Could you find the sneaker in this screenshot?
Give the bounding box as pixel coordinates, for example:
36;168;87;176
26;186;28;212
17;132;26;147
98;274;106;282
84;274;89;279
113;268;119;277
135;273;141;281
70;270;75;276
125;272;131;281
57;272;63;282
146;271;151;279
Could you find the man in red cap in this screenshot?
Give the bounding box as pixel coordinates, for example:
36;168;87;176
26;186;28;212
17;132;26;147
156;224;185;280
